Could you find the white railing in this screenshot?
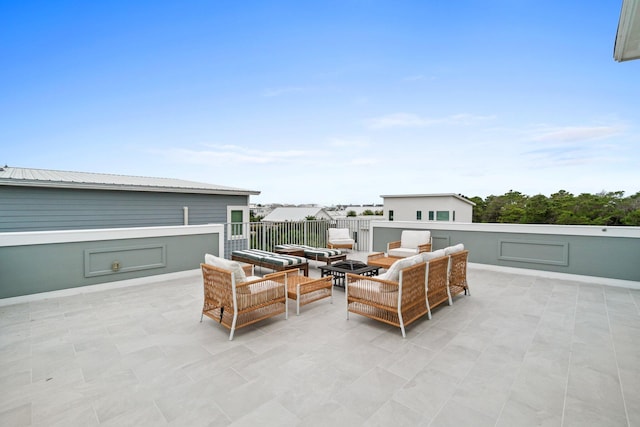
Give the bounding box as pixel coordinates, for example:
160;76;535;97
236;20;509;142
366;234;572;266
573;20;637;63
222;219;374;257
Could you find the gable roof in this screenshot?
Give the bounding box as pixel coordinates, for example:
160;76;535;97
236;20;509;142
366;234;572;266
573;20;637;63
380;193;476;206
262;207;331;222
0;166;260;196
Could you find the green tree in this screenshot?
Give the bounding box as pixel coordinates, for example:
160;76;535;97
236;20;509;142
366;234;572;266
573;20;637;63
361;209;374;215
523;194;550;224
346;210;357;217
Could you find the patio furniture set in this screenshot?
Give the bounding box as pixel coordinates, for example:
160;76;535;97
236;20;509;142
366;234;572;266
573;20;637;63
201;229;470;339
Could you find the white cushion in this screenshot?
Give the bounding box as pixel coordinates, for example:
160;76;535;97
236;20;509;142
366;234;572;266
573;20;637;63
444;243;465;255
204;253;247;284
400;230;431;249
328;228;350;240
420;249;446;262
380;254;422;282
388;247;419;258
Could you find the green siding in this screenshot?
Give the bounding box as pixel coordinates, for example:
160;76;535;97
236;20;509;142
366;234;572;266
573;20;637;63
0;186;248;231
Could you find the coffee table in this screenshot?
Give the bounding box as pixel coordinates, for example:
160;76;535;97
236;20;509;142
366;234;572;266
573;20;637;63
319;260;380;288
274;247;306;257
366;252;402;269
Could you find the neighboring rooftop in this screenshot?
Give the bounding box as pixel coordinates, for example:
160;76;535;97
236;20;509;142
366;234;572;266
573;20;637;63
0;166;260;196
262;206;333;222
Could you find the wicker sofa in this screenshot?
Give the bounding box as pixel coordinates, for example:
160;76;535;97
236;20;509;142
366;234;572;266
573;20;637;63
346;255;428;337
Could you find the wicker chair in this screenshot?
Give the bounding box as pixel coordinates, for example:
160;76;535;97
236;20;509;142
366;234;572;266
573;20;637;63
327;228;355;250
448;249;470;298
200;263;288;340
264;269;333;315
387;230;432;258
424;255;452;318
346;261;428;338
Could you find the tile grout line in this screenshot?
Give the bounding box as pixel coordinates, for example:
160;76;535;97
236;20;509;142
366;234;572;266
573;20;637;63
559;281;579;427
603;287;631;427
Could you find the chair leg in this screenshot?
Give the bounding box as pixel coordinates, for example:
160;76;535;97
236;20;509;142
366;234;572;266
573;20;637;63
398;312;406;338
229;313;238;341
426;297;432;320
200;312;204;322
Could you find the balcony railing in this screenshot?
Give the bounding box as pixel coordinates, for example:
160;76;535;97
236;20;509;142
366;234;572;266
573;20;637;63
222;219;373;257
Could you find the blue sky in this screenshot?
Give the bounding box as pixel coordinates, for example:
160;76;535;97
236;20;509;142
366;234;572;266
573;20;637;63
1;1;638;205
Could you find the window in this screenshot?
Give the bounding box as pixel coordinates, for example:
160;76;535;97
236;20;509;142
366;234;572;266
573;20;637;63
416;210;422;220
231;210;243;236
389;210;394;221
428;211;434;221
227;206;249;239
436;211;450;221
453;210;456;222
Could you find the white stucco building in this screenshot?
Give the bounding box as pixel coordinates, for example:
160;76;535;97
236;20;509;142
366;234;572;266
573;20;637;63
380;193;475;223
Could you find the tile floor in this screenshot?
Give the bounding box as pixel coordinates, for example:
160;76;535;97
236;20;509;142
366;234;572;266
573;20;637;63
1;255;639;426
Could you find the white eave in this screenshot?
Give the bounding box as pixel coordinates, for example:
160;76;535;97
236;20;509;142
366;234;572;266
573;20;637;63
614;0;640;61
380;193;476;206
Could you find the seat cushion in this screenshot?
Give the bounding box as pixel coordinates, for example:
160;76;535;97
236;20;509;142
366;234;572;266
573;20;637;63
400;230;431;249
328;228;350;240
388;247;418;258
204;253;247;284
348;279;398;306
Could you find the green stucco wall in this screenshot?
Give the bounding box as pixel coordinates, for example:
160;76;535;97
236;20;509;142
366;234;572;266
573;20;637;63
0;233;220;299
372;226;640;282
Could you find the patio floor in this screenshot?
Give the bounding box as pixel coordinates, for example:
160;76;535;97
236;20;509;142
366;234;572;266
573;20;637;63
1;253;639;426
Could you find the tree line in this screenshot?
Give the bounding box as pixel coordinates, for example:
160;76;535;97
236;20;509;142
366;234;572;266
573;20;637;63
468;190;640;226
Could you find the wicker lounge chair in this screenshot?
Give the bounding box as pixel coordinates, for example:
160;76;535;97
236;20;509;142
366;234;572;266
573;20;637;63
346;255;428;337
387;230;432;258
265;268;333;315
274;244;347;265
327;228;355;250
231;249;309;276
200;258;288;340
444;244;470;298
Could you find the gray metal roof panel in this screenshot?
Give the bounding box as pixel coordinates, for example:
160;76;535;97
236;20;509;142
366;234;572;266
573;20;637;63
0;167;260;195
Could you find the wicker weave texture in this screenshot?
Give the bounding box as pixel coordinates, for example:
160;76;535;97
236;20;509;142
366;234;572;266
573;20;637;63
426;256;450;310
346;262;428;335
201;264;286;338
448;250;469;297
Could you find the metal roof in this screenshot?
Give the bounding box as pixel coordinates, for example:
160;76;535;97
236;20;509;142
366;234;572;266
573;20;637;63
0;166;260;196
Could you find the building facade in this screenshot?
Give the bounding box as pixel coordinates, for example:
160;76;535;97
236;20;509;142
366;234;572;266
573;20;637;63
0;167;260;232
380;193;475;223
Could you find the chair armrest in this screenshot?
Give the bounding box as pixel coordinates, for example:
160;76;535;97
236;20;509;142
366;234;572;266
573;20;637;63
240;263;254;276
367;252;385;261
387;240;401;251
417;243;432;253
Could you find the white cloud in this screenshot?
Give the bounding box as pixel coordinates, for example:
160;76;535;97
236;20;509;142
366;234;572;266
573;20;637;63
365;112;495;129
529;125;624;143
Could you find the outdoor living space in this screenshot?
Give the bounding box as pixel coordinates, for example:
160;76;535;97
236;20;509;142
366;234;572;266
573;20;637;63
1;252;639;426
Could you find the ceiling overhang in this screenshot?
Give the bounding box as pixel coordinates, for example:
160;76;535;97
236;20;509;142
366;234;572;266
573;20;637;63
615;0;640;61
